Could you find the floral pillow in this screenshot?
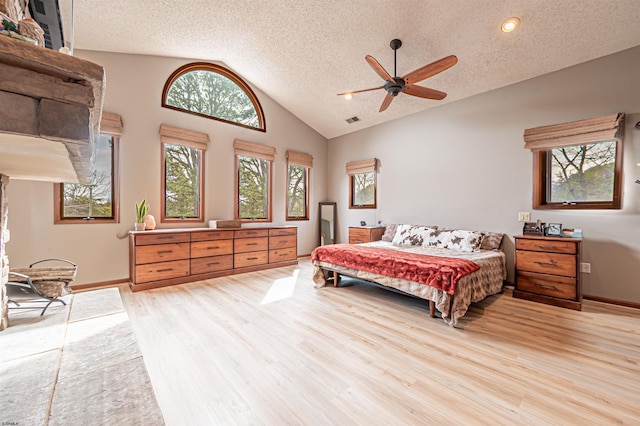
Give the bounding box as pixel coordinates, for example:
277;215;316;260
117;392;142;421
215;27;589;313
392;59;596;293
480;232;504;250
381;224;398;242
392;224;437;246
423;229;484;252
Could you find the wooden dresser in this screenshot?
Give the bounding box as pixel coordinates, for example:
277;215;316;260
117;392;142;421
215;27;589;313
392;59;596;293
129;227;297;291
348;226;386;244
513;235;582;310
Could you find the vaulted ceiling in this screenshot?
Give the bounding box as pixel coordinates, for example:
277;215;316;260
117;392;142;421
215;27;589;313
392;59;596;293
63;0;640;139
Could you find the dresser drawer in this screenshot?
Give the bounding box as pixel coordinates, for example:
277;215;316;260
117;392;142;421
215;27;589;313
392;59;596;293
269;228;297;236
135;243;190;265
516;271;577;300
516;238;577;254
349;227;371;237
269;235;296;249
191;230;234;242
191;240;233;258
269;247;297;263
349;236;370;244
235;229;268;238
234;251;268;268
234;237;268;253
135;232;190;246
191;255;233;275
516;250;576;277
135;259;190;283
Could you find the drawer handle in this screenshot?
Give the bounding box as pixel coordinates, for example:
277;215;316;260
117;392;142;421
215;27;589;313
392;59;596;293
208;246;220;249
247;257;258;260
534;283;558;290
157;268;173;273
247;243;258;246
158;236;174;240
207;262;220;266
157;250;173;255
534;244;558;250
533;260;557;267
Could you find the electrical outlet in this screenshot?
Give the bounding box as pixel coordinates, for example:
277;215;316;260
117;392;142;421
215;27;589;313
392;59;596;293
581;263;591;273
517;212;531;222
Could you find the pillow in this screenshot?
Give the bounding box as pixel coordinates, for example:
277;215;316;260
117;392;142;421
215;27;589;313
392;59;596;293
480;232;504;250
381;224;398;242
392;224;437;246
423;229;484;252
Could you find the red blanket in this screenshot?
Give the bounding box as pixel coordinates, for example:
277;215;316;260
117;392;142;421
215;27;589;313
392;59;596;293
311;244;480;295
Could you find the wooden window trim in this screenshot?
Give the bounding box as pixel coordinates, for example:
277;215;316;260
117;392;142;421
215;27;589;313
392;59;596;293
347;158;377;209
161;62;266;132
526;114;625;210
533;145;623;210
54;113;122;224
161;143;205;223
286;150;312;221
234;154;273;223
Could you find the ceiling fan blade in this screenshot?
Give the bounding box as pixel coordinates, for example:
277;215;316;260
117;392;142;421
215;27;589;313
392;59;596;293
379;93;394;112
337;86;384;96
403;85;447;100
365;55;394;82
403;55;458;85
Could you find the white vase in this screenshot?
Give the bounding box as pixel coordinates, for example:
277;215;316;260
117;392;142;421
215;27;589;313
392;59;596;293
134;222;146;231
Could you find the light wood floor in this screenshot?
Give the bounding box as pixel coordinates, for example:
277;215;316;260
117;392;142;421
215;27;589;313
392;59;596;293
119;258;640;425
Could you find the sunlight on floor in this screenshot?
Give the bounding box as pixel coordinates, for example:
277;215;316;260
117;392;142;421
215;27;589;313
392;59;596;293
261;269;299;305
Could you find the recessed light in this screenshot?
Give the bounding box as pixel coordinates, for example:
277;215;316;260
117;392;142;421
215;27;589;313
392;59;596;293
501;17;520;33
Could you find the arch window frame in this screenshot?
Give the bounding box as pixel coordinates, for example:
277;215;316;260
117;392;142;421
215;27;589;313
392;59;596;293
161;62;266;132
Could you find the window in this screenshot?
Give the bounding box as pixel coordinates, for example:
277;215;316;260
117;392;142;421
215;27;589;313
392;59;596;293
525;113;624;209
234;139;275;222
160;124;209;222
54;113;122;224
162;62;266;132
346;158;377;209
286;150;312;220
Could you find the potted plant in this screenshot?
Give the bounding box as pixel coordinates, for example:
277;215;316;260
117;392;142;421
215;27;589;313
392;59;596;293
135;199;149;231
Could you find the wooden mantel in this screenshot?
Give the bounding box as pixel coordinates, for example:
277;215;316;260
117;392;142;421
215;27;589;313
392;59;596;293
0;35;106;184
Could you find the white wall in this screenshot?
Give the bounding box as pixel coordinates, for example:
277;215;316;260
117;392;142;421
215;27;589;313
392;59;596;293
328;46;640;303
6;50;328;285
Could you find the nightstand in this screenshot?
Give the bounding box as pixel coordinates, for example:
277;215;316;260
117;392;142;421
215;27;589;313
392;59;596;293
348;226;385;244
513;235;582;310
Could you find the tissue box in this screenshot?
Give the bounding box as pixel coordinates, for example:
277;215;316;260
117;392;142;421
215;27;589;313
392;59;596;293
208;220;241;229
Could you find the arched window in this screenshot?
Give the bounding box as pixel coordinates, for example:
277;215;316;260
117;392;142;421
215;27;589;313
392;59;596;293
162;62;265;132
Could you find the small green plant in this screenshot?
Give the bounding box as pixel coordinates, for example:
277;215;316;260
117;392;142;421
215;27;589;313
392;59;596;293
135;199;149;223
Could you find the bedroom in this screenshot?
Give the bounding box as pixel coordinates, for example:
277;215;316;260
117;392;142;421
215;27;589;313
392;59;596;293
1;0;639;424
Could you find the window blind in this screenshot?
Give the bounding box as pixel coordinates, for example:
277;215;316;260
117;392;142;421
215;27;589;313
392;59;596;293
524;113;624;151
346;158;377;175
286;150;313;168
159;124;210;150
234;139;276;161
100;112;123;136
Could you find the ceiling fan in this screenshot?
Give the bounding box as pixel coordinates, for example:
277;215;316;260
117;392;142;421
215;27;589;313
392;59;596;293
338;39;458;112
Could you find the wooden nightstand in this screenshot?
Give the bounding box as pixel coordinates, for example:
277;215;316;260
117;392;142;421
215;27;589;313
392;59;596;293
348;226;385;244
513;235;582;310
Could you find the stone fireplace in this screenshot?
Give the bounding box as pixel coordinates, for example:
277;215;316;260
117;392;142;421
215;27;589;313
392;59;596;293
0;35;105;330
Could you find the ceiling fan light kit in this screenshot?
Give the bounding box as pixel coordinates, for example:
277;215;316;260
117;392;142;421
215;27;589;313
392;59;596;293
338;39;457;112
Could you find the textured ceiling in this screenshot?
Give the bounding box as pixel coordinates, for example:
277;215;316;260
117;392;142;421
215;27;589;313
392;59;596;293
62;0;640;139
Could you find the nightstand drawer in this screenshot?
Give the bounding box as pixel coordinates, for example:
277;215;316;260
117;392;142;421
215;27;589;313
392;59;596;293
516;250;576;277
349;228;372;237
516;271;577;300
516;238;577;254
349;236;370;244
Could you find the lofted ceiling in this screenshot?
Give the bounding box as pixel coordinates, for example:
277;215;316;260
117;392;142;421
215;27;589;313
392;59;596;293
62;0;640;140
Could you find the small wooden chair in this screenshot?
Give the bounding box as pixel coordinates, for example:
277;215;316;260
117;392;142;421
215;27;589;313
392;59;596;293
7;258;77;316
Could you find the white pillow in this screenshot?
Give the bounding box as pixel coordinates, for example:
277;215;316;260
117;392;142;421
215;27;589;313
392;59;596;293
422;229;483;252
392;224;437;246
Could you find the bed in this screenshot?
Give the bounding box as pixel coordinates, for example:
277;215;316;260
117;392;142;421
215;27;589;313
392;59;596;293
311;225;507;326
